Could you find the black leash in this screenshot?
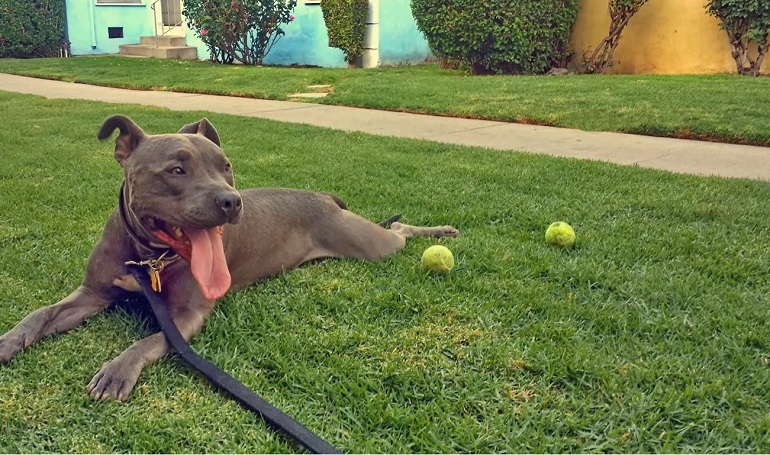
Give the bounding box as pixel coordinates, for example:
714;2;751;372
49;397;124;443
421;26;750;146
128;265;342;454
378;213;401;228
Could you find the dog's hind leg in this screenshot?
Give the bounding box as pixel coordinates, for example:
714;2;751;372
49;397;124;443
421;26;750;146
0;286;110;363
312;209;458;262
388;221;459;240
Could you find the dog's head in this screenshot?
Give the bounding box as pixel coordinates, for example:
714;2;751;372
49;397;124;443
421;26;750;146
98;115;242;300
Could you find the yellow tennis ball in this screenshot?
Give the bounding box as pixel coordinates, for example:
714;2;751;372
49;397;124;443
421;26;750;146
545;221;576;248
421;245;454;274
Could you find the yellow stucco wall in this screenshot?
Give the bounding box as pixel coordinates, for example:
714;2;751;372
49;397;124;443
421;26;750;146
571;0;770;74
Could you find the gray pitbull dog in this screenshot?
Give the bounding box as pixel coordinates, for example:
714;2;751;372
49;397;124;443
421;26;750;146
0;115;458;402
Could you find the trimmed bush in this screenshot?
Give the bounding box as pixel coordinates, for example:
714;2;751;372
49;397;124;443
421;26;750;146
410;0;578;74
183;0;297;65
320;0;368;64
706;0;770;76
0;0;65;58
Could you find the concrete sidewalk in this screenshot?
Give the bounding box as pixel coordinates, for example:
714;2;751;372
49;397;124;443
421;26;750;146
2;73;769;181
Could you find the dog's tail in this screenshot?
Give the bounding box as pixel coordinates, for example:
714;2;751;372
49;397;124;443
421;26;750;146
378;214;402;228
326;193;349;211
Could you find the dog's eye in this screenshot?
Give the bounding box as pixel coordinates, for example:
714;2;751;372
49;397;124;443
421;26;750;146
168;167;186;176
224;163;232;173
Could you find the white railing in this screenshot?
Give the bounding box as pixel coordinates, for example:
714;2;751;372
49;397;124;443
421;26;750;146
150;0;183;46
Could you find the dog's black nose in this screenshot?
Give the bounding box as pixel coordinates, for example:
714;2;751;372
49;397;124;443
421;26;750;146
215;191;242;221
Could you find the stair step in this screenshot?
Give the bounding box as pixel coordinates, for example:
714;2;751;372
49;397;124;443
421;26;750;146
139;35;187;47
119;44;197;60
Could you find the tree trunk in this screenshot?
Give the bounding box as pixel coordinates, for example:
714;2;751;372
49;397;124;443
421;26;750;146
753;36;769;76
582;2;641;74
728;30;768;76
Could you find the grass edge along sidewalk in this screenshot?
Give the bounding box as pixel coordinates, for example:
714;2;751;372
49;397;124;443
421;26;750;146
3;71;770;181
1;57;769;147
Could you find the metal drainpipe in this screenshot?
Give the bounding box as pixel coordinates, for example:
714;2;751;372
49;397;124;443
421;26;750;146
88;0;97;48
62;0;69;45
362;0;379;68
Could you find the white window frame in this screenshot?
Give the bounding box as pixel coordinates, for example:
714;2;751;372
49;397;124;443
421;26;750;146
95;0;143;4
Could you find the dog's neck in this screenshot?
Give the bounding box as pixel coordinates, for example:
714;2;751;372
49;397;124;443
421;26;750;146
118;182;179;263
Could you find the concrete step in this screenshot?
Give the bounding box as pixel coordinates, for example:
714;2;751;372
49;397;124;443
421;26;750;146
139;35;187;47
119;44;197;60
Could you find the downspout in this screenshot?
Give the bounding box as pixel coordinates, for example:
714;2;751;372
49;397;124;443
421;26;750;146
62;0;69;45
362;0;379;68
88;0;97;48
59;0;71;56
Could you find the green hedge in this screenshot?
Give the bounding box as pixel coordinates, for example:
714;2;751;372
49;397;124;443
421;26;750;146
0;0;65;58
411;0;578;74
321;0;368;64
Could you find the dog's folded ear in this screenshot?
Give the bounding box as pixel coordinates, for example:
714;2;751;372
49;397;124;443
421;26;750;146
98;115;148;163
178;118;221;147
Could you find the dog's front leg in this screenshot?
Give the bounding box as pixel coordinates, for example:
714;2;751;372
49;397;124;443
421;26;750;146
87;281;215;402
0;286;110;363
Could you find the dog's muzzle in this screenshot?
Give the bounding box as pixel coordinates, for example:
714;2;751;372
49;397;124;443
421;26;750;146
215;191;242;223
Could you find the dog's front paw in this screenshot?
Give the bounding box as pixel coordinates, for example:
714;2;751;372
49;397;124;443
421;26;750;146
0;332;24;363
87;359;142;402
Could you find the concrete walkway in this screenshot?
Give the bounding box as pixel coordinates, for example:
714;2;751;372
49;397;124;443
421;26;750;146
2;73;768;181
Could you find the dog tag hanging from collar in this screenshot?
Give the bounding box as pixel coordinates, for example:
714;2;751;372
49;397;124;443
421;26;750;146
149;267;162;293
125;251;169;293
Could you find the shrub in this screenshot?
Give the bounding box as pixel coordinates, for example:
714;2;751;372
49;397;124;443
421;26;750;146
410;0;578;75
320;0;368;64
581;0;650;74
706;0;770;76
0;0;65;58
183;0;297;65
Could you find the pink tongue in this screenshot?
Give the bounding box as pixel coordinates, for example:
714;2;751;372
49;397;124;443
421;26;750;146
185;227;231;300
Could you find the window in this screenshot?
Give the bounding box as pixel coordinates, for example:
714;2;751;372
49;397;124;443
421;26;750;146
108;27;124;38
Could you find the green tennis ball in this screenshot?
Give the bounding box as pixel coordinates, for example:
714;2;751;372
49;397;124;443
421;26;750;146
545;221;576;248
421;245;454;274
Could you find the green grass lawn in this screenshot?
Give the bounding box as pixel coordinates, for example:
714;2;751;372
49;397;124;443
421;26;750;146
1;91;770;453
2;56;770;146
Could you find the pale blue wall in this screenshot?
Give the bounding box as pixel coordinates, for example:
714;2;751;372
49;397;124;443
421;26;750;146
379;0;432;65
263;3;346;67
193;0;430;67
261;0;431;67
184;2;345;67
65;0;431;67
66;0;154;55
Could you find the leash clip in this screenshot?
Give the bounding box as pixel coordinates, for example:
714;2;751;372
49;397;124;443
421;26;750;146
125;250;169;293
